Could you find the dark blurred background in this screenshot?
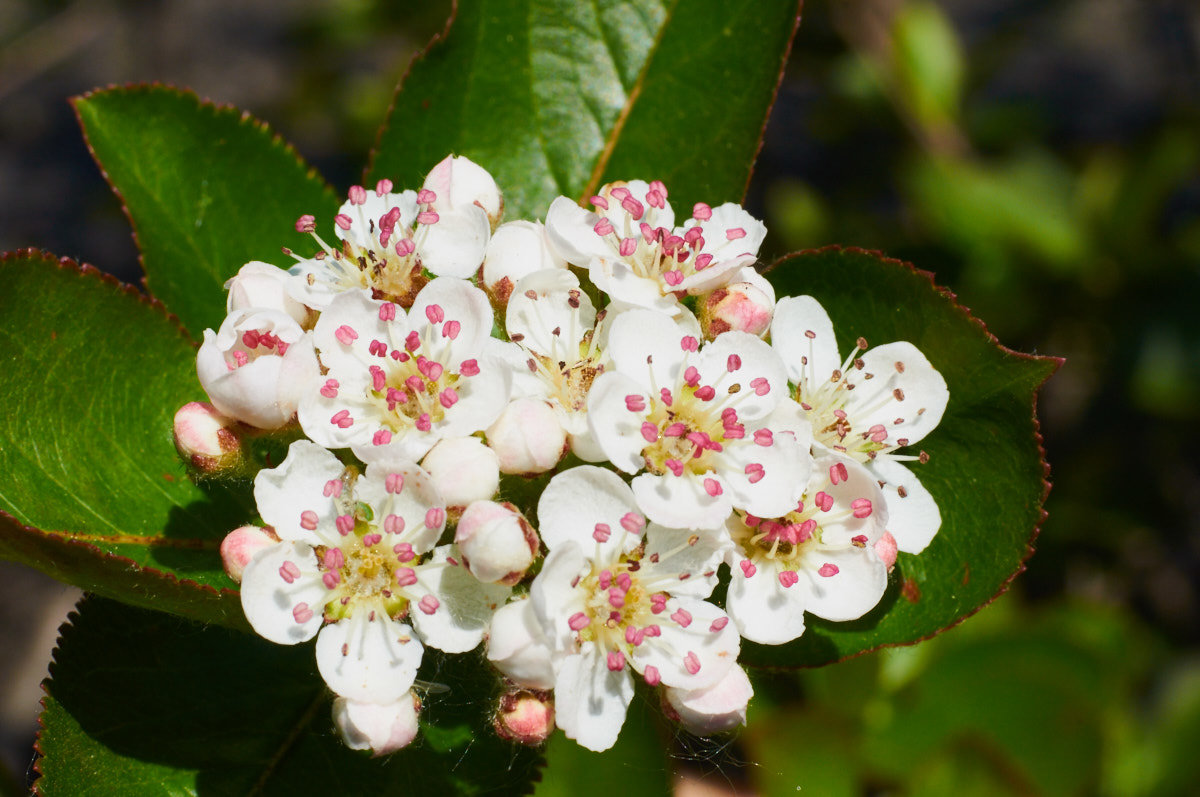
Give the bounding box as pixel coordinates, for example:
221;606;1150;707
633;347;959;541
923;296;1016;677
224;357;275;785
1;0;1198;794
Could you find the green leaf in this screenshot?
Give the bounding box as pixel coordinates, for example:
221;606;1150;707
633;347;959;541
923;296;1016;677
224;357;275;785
73;85;340;336
743;247;1058;667
0;251;248;627
37;596;544;796
368;0;801;222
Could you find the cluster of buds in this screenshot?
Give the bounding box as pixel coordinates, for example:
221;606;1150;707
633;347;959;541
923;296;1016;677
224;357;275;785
179;158;948;755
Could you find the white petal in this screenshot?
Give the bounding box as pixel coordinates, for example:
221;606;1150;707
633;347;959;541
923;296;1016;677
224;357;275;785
554;643;634;752
506;268;595;357
802;547;888;622
585;372;652;474
632;471;731;531
358;460;446;554
537;466;641;559
869;455;942;554
720;433;811;520
606;309;690;387
677;253;755;296
409;277;495;352
409;545;511;653
725;556;807;645
588;257;681;316
254;440;346;544
418;205;491;278
544;196;614;264
769;295;841;387
486;599;556;690
693;333;786;421
853;341;949;445
336;191;418;249
422;154;501;222
808;452;888;547
639;525;729;600
631;598;738;690
333;694;420;756
240;541;325;644
529;544;589;651
690;203;766;262
315;614;423;703
483;221;567;292
664;664;753;736
311;289;396;374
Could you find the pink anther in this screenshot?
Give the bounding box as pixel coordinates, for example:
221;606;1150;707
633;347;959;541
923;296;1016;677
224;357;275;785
619;237;637;257
692;202;712;221
593;218;614;237
703;478;723;497
425;507;445;529
665;459;684;477
779;570;799;588
745;463;765;484
375;178;393;195
335;214;353;230
683;651;701;675
818;563;840;578
417;211;439;225
395;567;417;587
334;325;358;345
279;560;301;583
417;188;437;204
607;651;626;671
439;388;459;408
386;472;405;494
851;498;873;518
815;491;834;512
568;612;590;631
640;422;659;443
373;429;392;446
750;377;770;396
330;410;353;428
671;608;693;628
643;665;661;686
299;511;319;531
293;603;313;623
384;514;406;535
625;394;646;412
740;559;757;578
320;378;339;398
680;335;699;352
335;514;355;535
393;541;414;561
459;359;480;377
419;595;440;614
593;523;611;543
620;512;645;534
709;616;729;633
348;185;367;205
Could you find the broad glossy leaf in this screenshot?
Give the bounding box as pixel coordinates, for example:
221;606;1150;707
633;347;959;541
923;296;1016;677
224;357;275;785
74;85;339;336
37;596;544;796
742;247;1058;667
368;0;801;222
0;251;247;626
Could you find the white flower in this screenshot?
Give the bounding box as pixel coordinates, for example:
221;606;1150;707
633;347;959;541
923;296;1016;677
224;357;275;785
528;466;739;752
421;154;503;228
225;261;309;324
588;309;811;530
770;296;949;553
503;268;610;460
724;452;890;645
545;180;766;315
287;172;491;309
482;220;566;304
333;692;421;756
297;278;515;463
663;664;753;736
240;441;508;703
196;308;320;429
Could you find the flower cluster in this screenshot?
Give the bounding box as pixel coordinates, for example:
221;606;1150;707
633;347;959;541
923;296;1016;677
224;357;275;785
176;158;948;755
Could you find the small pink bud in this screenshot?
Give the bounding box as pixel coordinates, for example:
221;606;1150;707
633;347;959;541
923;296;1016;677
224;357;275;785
486;398;568;475
420;437;500;508
874;531;898;571
219;525;278;582
173;401;242;473
455;501;538;585
494;690;555;746
699;280;775;339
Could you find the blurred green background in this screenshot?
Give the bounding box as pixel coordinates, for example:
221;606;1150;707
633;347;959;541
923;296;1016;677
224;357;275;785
1;0;1198;794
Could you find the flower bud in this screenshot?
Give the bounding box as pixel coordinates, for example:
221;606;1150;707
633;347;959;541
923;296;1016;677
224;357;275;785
494;689;555;746
173;401;241;473
219;525;278;582
663;665;753;736
224;261;309;324
486;398;568;475
420;436;500;509
196;308;320;429
699;268;776;339
482;222;567;305
874;530;898;571
456;501;538;585
486;599;555;689
423;154;503;228
333;693;421;757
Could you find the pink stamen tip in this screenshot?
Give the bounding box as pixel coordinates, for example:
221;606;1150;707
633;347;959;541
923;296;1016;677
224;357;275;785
703;478;723;497
396;238;416;256
393;541;414;562
607;651;626;672
709;617;729;633
644;665;661;686
660;387;674;406
694;386;716;401
292;603;313;624
362;533;382;547
323;548;345;570
417;210;439;225
665;459;684;477
683;651;701;675
640;222;657;243
320;378;340;399
375;178;393;195
833;409;847;419
680;335;699;352
369;339;387;358
335;514;355;535
868;424;888;443
620;196;645;219
851;534;869;547
294;214;316;233
383;471;405;495
779;570;799;588
694;253;713;270
405;375;425;394
232;350;249;368
754;428;773;446
405;331;421;352
439;388;459;408
425;507;445;529
750;377;770;396
609;187;631;201
348;185;366;205
419;595;440;614
241;330;260;349
818;563;840;578
395;567;417;587
425;304;445;324
625;394;647;412
568;612;590;631
684;366;701;387
745;463;765;483
664;422;686;438
625;626;645;646
620;512;645;534
378;302;397;321
385;513;407;536
373;429;393;446
797;519;816;542
830;462;849;485
662;269;683;286
692;202;712;220
727;354;742;372
279;560;301;583
671;608;693;628
592;523;611;543
299;511;319;531
740;559;757;578
726;227;746;240
335;213;353;230
599;570;613;590
459;359;480;377
330;410;353;428
608;589;625;608
370;365;387;391
617;572;632;591
322;479;341;498
649;180;668;197
417;188;437;204
334;325;358;345
815;491;834;512
593;219;614;237
619;237;637;257
645;189;665;209
590;195;609;210
851;498;873;518
442;319;461;340
640;421;659;443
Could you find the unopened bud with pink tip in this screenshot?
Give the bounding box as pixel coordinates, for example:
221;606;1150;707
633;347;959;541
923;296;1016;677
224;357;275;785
663;665;753;736
224;262;309;324
699;267;776;339
494;689;555;746
874;530;898;572
219;525;279;582
455;501;539;585
420;436;500;510
482;222;567;305
422;154;503;229
332;693;421;757
486;398;568;475
173;401;242;473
